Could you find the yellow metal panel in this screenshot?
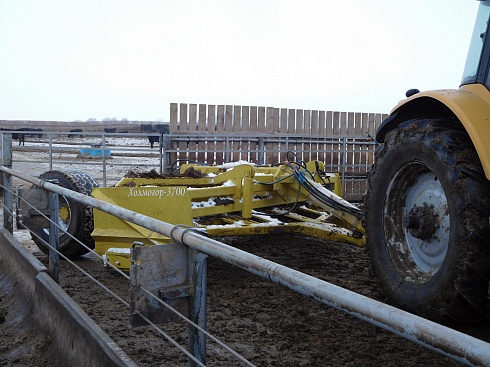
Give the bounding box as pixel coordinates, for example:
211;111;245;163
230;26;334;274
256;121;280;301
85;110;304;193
115;176;214;187
187;185;236;200
393;84;490;179
91;186;193;255
203;221;364;247
93;186;193;224
105;251;131;272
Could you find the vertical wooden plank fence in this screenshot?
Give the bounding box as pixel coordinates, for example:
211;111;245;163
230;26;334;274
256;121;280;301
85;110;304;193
198;104;206;162
241;106;250;162
216;105;225;165
169;103;386;201
268;107;278;164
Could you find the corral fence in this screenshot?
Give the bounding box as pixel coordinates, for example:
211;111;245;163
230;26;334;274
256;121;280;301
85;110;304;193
2;104;387;201
1;133;489;366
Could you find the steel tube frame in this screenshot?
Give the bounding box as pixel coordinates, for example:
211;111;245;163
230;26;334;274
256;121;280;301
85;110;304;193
2;164;490;366
48;191;60;283
188;249;207;367
2;134;13;233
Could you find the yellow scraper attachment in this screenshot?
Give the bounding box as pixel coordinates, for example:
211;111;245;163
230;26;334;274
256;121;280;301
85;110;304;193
91;161;364;271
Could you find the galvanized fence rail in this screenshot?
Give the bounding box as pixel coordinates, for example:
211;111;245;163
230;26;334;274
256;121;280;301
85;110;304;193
4;131;164;187
1;133;490;366
166;132;378;200
3;129;380;201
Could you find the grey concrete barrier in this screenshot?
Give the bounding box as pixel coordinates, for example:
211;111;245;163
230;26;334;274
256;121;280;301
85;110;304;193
0;227;45;295
35;272;137;367
0;227;137;367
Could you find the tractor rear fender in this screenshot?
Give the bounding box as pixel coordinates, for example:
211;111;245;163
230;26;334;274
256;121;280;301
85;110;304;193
377;84;490;180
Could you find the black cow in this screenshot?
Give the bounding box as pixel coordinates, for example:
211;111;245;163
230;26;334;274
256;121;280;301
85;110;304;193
0;127;36;146
12;128;30;145
16;132;25;146
68;129;83;138
27;128;43;137
10;132;24;145
104;128;116;134
148;131;159;149
155;124;170;134
147;124;170;149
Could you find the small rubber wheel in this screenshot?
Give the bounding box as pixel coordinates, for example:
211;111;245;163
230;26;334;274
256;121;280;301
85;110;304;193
365;119;490;321
31;170;99;259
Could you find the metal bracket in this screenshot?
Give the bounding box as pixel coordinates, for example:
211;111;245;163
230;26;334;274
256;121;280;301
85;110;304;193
129;243;206;327
159;285;194;301
17;187;50;228
129;243;208;365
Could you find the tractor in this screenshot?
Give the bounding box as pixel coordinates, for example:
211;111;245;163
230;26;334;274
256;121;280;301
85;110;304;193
365;1;490;321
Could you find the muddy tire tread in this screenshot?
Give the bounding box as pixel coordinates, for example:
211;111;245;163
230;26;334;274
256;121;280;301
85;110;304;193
31;170;99;259
365;119;490;321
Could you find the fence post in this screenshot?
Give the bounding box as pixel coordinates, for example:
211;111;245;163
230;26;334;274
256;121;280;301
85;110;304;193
49;191;60;283
225;136;231;163
160;133;172;175
258;138;265;165
341;136;347;194
101;133;107;187
159;142;164;174
2;133;13;233
188;250;207;366
158;134;164;175
48;133;54;171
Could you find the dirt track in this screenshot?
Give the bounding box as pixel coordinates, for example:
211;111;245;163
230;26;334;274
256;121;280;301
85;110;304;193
3;230;490;366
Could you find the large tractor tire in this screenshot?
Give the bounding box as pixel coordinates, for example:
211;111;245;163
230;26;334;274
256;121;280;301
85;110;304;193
31;170;99;259
365;119;490;321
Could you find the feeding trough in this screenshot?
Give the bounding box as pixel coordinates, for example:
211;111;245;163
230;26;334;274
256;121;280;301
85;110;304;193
79;145;111;158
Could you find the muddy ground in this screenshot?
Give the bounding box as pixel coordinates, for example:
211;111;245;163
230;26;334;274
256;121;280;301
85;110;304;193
2;231;490;366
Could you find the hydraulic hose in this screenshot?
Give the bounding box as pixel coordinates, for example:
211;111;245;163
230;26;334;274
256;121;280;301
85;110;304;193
294;170;364;219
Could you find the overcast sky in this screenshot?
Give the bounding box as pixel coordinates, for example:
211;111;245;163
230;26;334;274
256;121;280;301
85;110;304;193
0;1;479;122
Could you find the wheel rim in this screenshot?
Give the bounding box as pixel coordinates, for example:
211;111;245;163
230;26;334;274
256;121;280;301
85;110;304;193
58;200;71;231
42;196;71;237
384;162;450;282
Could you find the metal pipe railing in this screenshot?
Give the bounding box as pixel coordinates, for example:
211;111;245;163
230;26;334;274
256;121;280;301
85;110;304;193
2;164;490;367
5;131;375;200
